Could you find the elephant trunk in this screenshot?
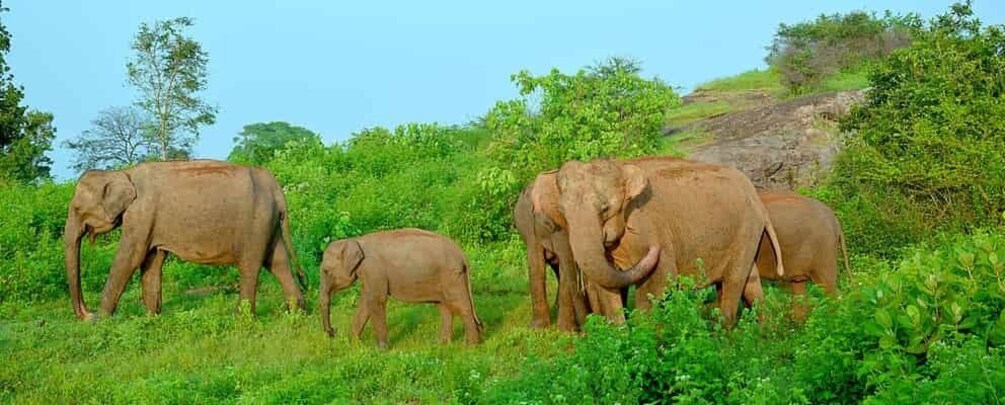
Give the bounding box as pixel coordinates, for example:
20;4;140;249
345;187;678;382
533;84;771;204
63;209;92;320
565;215;660;289
320;277;334;337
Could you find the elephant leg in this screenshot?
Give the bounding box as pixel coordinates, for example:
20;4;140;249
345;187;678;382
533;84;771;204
351;301;370;341
527;247;550;329
99;225;152;316
556;267;583;332
718;266;750;327
742;263;766;323
810;268;839;297
790;281;809;322
265;238;305;311
237;263;261;316
451;300;481;346
368;294;389;350
586;283;625;324
635;247;676;312
438;304;454;344
140;249;167;315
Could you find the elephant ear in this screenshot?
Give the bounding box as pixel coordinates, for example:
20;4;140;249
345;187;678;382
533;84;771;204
342;239;365;277
621;164;648;201
100;171;136;221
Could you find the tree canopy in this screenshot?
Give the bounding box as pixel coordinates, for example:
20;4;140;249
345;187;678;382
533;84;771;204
127;17;216;161
228;121;319;166
0;2;54;183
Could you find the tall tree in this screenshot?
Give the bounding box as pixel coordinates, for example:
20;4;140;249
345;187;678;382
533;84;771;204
228;121;320;165
0;1;55;182
127;17;216;160
63;106;155;171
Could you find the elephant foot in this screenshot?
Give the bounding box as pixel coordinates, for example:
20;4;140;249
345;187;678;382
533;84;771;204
530;317;550;329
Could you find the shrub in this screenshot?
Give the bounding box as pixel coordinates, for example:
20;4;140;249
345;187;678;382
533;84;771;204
767;10;918;93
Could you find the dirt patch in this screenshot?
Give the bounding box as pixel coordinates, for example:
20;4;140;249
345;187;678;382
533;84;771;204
665;89;866;190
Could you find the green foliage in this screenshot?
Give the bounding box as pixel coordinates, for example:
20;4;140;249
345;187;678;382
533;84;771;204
476;58;680;242
0;3;54;183
63;106;155;172
768;10;918;94
831;1;1005;256
485;231;1005;404
228;121;320;166
127;16;216;160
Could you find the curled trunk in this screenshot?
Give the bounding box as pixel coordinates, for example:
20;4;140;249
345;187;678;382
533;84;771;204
566;216;660;289
63;210;92;320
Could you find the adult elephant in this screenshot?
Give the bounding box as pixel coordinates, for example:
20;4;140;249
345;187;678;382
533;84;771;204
557;157;784;325
64;160;307;320
515;170;657;330
746;190;852;317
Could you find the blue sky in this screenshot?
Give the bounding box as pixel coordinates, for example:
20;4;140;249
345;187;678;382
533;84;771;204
6;1;1003;180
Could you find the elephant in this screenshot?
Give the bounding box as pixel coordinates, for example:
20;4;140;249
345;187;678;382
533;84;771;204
516;170;660;330
319;228;483;349
556;157;785;325
746;190;852;317
64;160;307;320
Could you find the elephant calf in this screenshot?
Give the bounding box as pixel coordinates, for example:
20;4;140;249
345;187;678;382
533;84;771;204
319;228;483;349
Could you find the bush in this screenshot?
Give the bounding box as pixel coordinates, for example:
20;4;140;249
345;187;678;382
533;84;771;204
767;10;918;93
830;1;1005;256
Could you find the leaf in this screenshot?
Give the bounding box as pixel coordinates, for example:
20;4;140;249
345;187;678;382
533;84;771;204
876;308;893;329
958;251;975;268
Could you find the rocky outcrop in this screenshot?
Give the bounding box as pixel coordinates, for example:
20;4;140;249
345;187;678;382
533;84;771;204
666;89;866;190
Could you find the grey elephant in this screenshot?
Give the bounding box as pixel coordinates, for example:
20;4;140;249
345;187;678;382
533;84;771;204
319;228;483;349
557;157;784;326
63;160;307;320
515;170;657;330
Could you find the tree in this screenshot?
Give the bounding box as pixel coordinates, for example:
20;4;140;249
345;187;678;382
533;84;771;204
63;106;155;171
127;17;216;160
469;57;679;242
228;121;320;165
0;1;55;183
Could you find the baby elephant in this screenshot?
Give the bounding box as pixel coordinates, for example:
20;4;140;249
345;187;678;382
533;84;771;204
319;228;483;349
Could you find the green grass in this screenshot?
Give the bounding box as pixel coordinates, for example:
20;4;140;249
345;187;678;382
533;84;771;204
695;69;785;93
663;101;732;127
819;68;870;92
0;239;573;403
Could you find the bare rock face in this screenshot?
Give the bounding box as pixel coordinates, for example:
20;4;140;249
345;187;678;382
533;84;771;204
667;89;866;190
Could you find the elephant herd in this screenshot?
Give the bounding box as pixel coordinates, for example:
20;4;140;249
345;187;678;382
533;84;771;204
518;156;852;331
63;157;850;348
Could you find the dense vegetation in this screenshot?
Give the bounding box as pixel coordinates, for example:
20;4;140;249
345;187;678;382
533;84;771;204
2;2;1004;403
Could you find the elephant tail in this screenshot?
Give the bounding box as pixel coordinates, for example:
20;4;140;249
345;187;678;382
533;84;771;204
462;261;484;332
837;221;853;283
281;211;308;292
763;217;785;277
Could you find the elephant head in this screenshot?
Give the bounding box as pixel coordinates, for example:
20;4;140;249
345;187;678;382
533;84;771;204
319;239;364;337
556;159;660;290
64;170;136;320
